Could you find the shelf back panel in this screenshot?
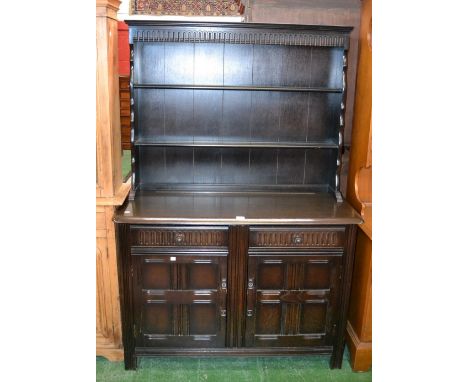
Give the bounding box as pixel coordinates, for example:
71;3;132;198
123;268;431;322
134;42;344;89
135;89;341;144
137;146;337;191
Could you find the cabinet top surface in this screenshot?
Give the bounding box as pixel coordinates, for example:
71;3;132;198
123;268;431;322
115;192;362;225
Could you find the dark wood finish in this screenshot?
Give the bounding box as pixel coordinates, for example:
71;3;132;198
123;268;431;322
330;224;357;368
116;192;361;225
132;251;228;348
130;226;228;247
116;21;360;371
226;226;249;347
250;227;345;248
134;84;343;92
116;223;137;369
128;21;351;200
117;223;358;370
245;251;342;348
247;0;361;146
247;0;362;199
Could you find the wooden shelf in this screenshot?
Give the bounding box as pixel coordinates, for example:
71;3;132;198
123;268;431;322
134;138;338;149
133;84;343;93
137;184;333;193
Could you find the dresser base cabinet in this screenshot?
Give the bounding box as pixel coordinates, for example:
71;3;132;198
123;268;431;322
116;223;357;370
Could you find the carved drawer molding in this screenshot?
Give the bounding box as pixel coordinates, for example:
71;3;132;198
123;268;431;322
131;227;228;247
250;227;345;248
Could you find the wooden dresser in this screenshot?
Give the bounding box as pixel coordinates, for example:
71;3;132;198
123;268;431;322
115;21;362;370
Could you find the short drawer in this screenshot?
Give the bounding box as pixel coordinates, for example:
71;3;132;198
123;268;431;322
249;227;345;249
131;226;228;247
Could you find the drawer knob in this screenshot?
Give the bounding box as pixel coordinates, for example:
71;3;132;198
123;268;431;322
175;233;184;243
293;235;303;244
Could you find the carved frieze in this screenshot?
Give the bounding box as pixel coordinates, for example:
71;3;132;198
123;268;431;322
250;229;345;248
132;228;228;247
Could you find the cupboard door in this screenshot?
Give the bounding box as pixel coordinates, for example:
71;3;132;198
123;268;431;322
132;252;227;348
245;253;342;347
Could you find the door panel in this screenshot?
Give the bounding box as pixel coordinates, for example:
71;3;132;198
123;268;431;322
257;263;285;289
300;303;328;333
256;303;282;334
141;262;171;289
304;261;332;289
133;252;227;348
143;304;173;334
246;253;342;348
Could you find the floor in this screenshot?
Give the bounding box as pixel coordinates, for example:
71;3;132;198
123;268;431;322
122;150;131;180
96;349;371;381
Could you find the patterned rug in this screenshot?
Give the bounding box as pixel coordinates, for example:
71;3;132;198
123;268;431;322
131;0;245;16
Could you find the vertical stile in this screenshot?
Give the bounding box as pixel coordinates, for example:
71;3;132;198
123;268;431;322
335;48;349;202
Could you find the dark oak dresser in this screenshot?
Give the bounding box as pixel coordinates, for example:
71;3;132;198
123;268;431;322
115;21;362;370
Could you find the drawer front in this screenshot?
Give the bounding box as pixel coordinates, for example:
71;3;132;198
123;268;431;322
131;227;228;247
250;227;345;249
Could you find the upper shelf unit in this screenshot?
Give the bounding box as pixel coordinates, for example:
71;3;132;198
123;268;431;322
127;21;352;198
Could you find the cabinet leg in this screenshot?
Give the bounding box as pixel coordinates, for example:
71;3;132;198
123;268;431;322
124;351;137;370
329;340;345;369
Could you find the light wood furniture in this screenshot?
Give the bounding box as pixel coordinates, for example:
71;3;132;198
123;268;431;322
96;0;131;361
345;0;372;372
115;21;362;370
